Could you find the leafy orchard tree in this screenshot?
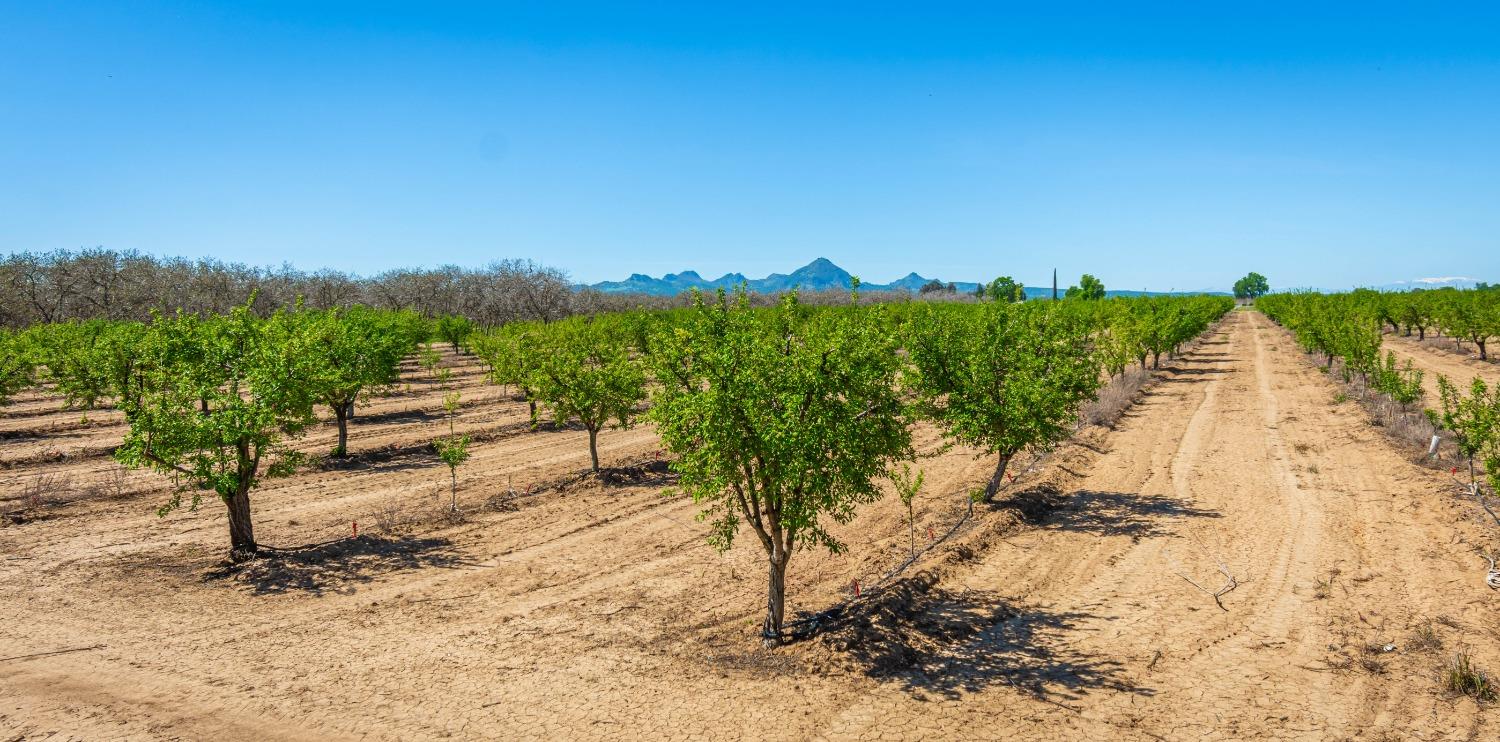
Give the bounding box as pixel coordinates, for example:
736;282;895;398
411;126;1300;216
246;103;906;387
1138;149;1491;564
648;289;912;641
434;391;471;513
984;276;1026;303
1435;375;1497;484
469;322;543;429
0;329;35;406
116;305;317;562
1233;272;1270;300
301;307;411;457
530;318;647;472
435;314;475;353
1065;274;1106;301
906;301;1100;500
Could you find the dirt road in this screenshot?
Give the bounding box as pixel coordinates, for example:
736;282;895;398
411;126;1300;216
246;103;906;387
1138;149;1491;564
2;312;1496;740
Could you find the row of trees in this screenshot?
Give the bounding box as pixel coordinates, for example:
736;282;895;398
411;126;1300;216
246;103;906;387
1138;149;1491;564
464;289;1231;638
1363;286;1500;359
1257;292;1425;404
9;304;428;560
5;287;1231;639
0;249;576;329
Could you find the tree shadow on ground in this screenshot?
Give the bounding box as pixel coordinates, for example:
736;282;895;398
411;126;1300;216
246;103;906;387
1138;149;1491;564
341;408;438;426
220;535;472;596
1044;489;1220;539
812;574;1149;702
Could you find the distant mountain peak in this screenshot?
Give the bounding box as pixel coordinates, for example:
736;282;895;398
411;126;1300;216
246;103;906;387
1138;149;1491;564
588;258;975;296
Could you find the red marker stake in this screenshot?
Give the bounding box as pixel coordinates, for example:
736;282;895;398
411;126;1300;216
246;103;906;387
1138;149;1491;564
928;526;934;541
853;579;861;598
352;521;358;538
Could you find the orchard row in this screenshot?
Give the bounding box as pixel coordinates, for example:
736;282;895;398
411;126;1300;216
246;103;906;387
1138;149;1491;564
0;290;1231;639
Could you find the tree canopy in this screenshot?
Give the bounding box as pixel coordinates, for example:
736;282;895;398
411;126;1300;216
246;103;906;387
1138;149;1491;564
1233;272;1270;300
648;289;911;640
1065;274;1106;300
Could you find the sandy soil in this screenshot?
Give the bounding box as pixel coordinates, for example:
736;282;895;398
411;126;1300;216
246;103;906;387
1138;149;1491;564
2;311;1496;741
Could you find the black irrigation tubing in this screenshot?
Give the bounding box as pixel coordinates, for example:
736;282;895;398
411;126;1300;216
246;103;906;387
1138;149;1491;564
771;448;1052;644
1447;475;1500;530
257;535;358;553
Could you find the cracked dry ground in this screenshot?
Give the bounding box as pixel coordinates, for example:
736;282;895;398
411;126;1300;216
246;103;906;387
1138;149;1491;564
3;310;1497;741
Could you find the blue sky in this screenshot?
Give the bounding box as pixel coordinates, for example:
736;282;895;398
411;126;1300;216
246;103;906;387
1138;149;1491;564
2;2;1497;291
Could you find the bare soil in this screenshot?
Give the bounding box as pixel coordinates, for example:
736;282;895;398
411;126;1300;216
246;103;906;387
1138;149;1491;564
2;311;1496;740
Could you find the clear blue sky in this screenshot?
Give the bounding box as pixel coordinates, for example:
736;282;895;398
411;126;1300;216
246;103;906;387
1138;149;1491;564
3;2;1497;291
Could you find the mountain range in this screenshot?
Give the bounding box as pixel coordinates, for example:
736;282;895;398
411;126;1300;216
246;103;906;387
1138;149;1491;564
588;258;983;296
586;258;1229;297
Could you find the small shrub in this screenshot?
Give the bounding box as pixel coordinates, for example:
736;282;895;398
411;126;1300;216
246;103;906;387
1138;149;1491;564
1444;650;1496;701
21;472;73;509
1410;622;1442;652
1331;392;1348;405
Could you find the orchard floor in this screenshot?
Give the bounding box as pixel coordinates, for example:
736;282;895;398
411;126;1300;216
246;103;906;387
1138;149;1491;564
2;311;1497;741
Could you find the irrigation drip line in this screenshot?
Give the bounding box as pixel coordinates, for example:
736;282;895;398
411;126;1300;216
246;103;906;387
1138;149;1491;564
770;447;1051;644
0;644;105;663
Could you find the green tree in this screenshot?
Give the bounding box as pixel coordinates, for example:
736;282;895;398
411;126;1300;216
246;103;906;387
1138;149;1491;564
116;305;317;562
648;290;911;640
468;322;544;429
985;276;1026;303
891;464;924;558
435;314;475;353
0;330;35;406
530;318;647;472
301;307;412;457
1233;272;1271;300
1436;375;1497;484
1065;274;1106;300
434;391;471;513
906;301;1099;500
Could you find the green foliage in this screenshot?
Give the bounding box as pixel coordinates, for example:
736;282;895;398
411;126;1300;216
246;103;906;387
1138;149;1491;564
891;464;924;558
983;276;1026;303
529;317;647;472
1064;273;1106;301
435;314;475;353
906;300;1099;500
114;303;318;561
434;391;471;513
467;321;543;428
299;307;416;456
418;344;442;376
0;329;36;406
1233;272;1270;300
648;289;912;640
1373;352;1424;410
1435;375;1499;483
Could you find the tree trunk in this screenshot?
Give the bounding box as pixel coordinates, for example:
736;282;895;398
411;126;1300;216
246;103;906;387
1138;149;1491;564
450;468;458;513
334;403;349;457
225;483;257;562
1418;326;1426;340
528;399;538;430
1477;338;1488;361
983;453;1014;502
763;550;789;642
587;427;600;472
1152;351;1161;369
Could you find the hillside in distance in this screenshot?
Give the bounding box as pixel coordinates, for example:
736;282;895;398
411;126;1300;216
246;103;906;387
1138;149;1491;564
588;258;1231;297
588;257;981;296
